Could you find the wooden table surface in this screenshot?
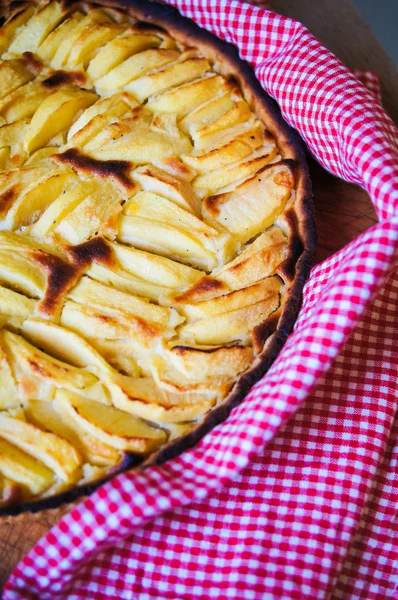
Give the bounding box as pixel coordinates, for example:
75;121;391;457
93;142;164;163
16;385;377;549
0;0;394;592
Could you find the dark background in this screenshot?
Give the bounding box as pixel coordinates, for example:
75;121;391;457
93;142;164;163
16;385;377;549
354;0;398;66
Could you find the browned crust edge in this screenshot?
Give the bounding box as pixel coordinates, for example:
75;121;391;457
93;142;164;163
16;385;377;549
0;0;315;516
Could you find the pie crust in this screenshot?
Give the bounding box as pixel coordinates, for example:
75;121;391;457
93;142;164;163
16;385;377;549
0;0;315;514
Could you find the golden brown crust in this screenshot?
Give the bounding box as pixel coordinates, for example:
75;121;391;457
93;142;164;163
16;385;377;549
0;0;315;515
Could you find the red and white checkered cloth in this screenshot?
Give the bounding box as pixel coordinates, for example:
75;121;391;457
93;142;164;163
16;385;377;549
4;1;398;598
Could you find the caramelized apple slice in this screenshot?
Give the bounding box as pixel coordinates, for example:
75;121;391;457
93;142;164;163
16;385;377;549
125;57;211;103
7;1;68;55
3;330;98;393
181;121;268;172
0;59;36;101
120;191;235;270
24;88;98;153
37;13;85;61
0;414;82;482
0;284;36;321
51;9;113;69
60;300;164;349
0;5;36;55
202;161;295;243
194;147;277;199
66;92;135;146
0;118;30;148
95;48;179;93
0;231;48;298
215;228;288;290
30;178;98;237
6;169;75;229
54;390;167;452
110;241;202;289
177;277;282;320
21;318;114;376
109;377;213;423
147;74;228;118
0;332;18;410
66;22;124;69
179;295;280;345
55;180;123;244
68;276;181;328
0;437;54;496
26;399;121;467
132;164;200;215
166;343;253;380
87;32;162;81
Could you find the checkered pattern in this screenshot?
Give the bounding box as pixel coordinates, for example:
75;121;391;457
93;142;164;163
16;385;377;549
4;1;398;599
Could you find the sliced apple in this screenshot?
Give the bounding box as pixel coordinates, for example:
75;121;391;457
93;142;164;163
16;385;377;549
166;343;253;380
0;5;36;55
179;91;235;135
0;146;9;170
147;74;228;118
51;9;113;69
68;276;178;328
110;241;202;288
24;146;57;165
181;121;268;172
0;232;47;298
132;164;200;215
60;300;163;348
177;276;282;320
6;169;75;229
37;13;85;61
0;77;49;123
0;332;18;410
0;118;30;148
67;92;134;144
30;178;98;238
0;413;82;482
95;48;179;94
55;180;123;244
202;161;295;243
7;1;68;55
0;437;54;495
120;191;227;269
0;59;35;101
0;284;36;320
193;146;278;199
87;32;162;81
119;192;219;256
3;330;98;392
109;377;212;423
26;399;121;467
66;22;124;69
150;356;229;405
125;57;211;103
215;228;288;290
87;262;170;303
24;88;98;153
21;318;114;376
87;338;141;378
87;111;192;163
54;389;167;452
178;295;280;345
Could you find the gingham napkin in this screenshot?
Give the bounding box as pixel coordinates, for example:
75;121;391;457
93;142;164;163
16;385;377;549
4;1;398;598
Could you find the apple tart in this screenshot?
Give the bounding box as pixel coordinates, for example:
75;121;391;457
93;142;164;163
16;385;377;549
0;0;314;512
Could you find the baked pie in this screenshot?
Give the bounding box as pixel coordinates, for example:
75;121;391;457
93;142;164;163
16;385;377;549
0;0;314;512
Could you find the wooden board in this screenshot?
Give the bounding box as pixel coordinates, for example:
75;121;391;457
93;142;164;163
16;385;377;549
0;0;390;590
